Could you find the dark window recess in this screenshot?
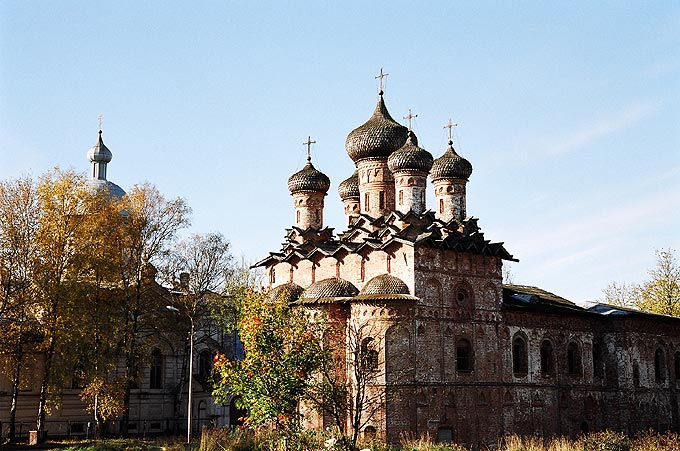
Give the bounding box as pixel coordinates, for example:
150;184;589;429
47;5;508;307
540;340;554;374
150;422;161;430
675;352;680;381
361;338;378;372
199;350;212;383
456;339;472;372
513;336;528;375
150;349;163;389
379;191;385;210
70;423;85;433
593;343;604;379
655;348;666;381
567;342;582;376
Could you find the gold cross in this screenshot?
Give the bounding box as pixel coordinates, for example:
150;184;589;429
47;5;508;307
443;118;458;142
303;136;316;162
403;109;418;130
375;67;389;94
98;114;103;131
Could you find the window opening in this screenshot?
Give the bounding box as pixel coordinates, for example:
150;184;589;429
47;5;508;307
540;340;554;374
512;335;528;375
150;349;163;389
567;341;582;376
456;339;472;372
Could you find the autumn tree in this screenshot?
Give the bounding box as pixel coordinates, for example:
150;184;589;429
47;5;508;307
602;248;680;316
72;191;130;437
158;232;234;438
212;288;325;448
0;176;40;441
109;183;191;434
30;168;104;436
304;320;396;451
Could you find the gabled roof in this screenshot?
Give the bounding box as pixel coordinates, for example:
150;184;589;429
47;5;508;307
502;284;586;314
254;210;516;268
588;303;680;321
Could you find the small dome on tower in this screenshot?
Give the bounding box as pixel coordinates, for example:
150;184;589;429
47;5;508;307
387;131;434;173
338;170;359;200
430;141;473;181
287;158;331;194
87;130;113;163
345;95;408;163
300;278;359;301
360;274;411;296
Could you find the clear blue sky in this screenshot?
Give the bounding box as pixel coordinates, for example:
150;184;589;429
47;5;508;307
1;1;678;304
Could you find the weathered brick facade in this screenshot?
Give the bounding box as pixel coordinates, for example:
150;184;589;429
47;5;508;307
256;92;680;447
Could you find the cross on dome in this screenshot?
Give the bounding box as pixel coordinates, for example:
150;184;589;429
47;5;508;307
444;118;458;144
303;135;316;162
404;109;418;130
375;67;389;95
98;114;103;131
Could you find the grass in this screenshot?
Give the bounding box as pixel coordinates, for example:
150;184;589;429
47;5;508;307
10;429;680;451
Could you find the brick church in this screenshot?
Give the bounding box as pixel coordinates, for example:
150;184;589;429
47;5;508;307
255;83;680;446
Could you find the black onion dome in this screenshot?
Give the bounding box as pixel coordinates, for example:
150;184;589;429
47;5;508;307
430;141;473;181
288;158;331;194
360;274;410;296
338;170;359;200
387;131;434;173
345;96;409;163
269;283;304;304
301;278;359;300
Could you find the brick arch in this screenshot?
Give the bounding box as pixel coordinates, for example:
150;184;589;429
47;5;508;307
424;278;442;307
386;325;413;383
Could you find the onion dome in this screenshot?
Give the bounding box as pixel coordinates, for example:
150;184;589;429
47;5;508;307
387;131;434;173
300;277;359;302
360;274;411;296
287;157;331;194
85;179;126;199
338;170;359;200
345;95;409;163
87;130;112;163
430;140;473;181
269;282;304;304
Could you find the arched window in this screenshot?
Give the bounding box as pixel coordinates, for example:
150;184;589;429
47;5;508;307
198;350;212;382
361;338;378;372
398;190;403;205
512;335;528;375
592;343;604;379
540;340;554;375
456;339;472;372
364;193;370;210
269;267;275;284
655;348;666;381
296;210;300;224
567;341;582;376
363;426;376;439
379;191;385;210
150;348;163;389
439;198;444;214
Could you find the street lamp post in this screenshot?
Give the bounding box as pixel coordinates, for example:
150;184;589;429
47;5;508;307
167;305;194;443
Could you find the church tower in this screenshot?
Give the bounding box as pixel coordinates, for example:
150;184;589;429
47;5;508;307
338;170;360;225
345;87;408;218
387;130;433;215
287;141;330;229
430;134;472;223
85;129;126;199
